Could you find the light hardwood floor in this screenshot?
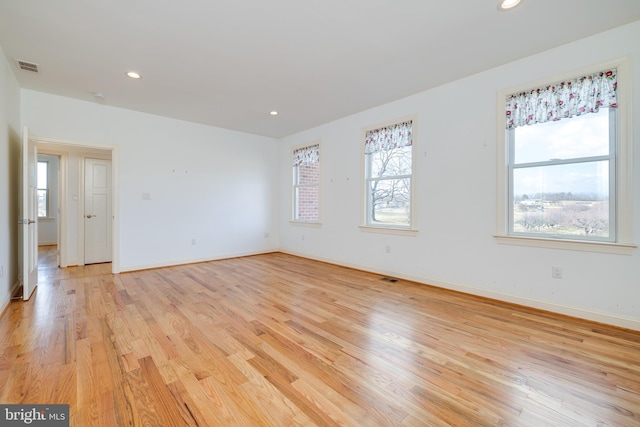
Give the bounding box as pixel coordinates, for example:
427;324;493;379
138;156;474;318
1;246;639;426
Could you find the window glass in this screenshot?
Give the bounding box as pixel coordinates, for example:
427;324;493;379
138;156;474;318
37;161;49;218
37;161;48;189
292;144;320;222
512;160;610;238
508;103;615;241
514;109;609;164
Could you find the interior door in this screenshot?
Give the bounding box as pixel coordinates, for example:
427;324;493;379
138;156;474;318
84;158;112;264
20;126;38;300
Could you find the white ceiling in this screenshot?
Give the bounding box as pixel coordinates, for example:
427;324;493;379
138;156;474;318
1;1;639;138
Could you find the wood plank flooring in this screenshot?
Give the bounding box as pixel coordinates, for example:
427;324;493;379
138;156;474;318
0;245;639;426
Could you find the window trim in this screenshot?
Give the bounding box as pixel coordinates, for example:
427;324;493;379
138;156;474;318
361;116;417;233
495;58;636;254
291;141;321;224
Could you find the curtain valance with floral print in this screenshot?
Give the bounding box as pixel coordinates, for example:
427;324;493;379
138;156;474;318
292;144;319;167
505;69;617;129
364;121;413;155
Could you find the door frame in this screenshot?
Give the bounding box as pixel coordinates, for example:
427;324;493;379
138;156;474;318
35;137;120;274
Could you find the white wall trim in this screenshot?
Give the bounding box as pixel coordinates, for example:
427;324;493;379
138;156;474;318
119;248;279;273
279;249;640;332
111;146;120;274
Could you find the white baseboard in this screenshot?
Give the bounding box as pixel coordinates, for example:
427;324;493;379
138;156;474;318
280;249;640;332
0;279;22;318
119;248;279;273
0;294;9;318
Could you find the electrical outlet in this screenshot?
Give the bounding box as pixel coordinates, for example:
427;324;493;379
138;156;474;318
552;266;563;279
385;245;391;254
0;265;3;278
264;232;269;238
191;239;197;245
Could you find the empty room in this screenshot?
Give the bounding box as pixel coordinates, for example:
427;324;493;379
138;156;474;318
1;1;639;426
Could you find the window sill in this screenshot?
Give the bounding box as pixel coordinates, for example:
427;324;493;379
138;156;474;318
359;225;418;236
289;221;322;228
495;234;636;255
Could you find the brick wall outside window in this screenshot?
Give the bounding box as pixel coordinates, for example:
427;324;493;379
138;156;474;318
295;161;319;221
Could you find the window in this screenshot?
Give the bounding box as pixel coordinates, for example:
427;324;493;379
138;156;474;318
498;63;635;253
509;108;614;241
364;120;413;229
37;161;49;218
292;144;320;222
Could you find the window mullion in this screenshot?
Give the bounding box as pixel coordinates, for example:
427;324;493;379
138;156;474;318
514;154;612;169
369;174;412;182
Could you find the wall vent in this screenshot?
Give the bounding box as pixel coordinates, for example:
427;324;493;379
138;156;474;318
15;59;39;73
380;277;398;283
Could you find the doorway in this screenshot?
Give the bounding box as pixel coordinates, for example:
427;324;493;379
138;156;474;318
36;140;118;272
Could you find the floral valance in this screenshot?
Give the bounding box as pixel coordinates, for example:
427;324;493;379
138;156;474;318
364;120;413;154
505;69;617;129
293;144;319;167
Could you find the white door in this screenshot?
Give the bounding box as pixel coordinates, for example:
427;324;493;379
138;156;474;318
20;126;38;300
84;158;112;264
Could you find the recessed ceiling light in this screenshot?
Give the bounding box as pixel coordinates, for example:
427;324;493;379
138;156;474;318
498;0;521;10
270;111;279;116
126;71;141;79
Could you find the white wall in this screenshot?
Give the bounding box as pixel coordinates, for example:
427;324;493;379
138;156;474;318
37;153;58;246
21;91;280;272
0;45;21;312
279;21;640;330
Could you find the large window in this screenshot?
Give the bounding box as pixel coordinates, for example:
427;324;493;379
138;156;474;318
292;144;320;222
37;161;49;218
364;120;413;229
499;66;635;252
509;109;614;240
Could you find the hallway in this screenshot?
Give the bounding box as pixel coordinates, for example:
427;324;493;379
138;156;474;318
37;244;112;283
